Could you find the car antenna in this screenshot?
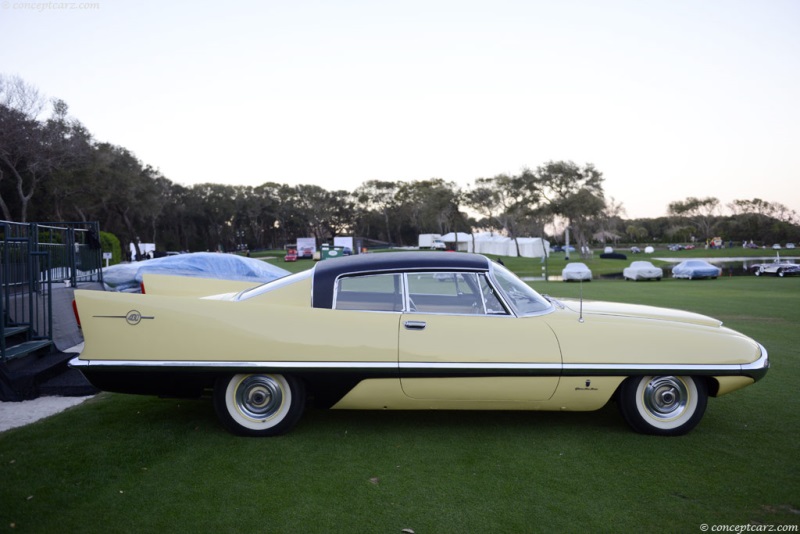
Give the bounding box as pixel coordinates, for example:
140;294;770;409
579;279;585;323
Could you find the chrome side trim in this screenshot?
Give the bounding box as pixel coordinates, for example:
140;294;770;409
562;363;741;372
70;352;770;380
400;362;562;371
69;356;397;370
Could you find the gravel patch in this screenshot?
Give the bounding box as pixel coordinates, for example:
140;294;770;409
0;395;93;432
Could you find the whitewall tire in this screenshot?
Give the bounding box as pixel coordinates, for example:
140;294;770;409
618;375;708;436
214;373;305;437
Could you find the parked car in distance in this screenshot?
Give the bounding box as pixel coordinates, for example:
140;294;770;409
630;246;641;254
562;262;592;282
284;249;298;262
71;252;768;437
672;260;721;280
751;255;800;277
623;261;663;281
786;243;796;249
430;239;447;250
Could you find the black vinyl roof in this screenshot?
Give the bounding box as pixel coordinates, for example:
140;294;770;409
312;252;491;309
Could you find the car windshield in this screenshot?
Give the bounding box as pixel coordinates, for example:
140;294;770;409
489;263;552;316
236;270;311;300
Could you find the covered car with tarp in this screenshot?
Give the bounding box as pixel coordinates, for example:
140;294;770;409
561;262;592;282
102;252;290;292
672;260;721;280
623;261;663;281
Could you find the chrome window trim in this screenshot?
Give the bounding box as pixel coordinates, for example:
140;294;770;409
478;272;511;316
403;311;517;318
476;273;488;314
487;264;553;318
403;271;512;317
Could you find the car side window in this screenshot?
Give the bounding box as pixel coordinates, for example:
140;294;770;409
406;272;506;315
334;274;403;312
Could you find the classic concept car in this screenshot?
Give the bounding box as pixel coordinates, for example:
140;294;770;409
751;255;800;277
671;260;722;280
70;252;768;437
623;261;663;281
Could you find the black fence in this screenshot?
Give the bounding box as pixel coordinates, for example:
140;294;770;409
1;221;103;361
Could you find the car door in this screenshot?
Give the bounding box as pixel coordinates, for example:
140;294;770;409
398;272;562;401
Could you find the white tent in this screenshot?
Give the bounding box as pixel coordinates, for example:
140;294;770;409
440;232;472;252
451;232;549;258
471;233;513;255
517;237;550;259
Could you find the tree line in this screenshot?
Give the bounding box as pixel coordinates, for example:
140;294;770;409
2;74;798;255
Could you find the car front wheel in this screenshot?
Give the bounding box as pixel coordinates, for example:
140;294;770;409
214;373;305;437
618;375;707;436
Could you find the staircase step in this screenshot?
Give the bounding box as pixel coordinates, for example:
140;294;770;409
0;350;71;401
38;368;98;397
3;326;29;339
3;340;52;361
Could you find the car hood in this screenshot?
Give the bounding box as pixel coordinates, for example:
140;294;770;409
559;299;722;328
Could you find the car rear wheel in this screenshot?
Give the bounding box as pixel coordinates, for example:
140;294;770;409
618;375;707;436
214;373;305;437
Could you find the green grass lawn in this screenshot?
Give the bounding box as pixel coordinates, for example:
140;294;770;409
1;259;798;532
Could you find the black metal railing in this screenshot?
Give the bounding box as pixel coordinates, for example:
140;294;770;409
1;221;102;361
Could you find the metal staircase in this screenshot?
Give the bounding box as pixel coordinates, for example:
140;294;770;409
1;221;102;400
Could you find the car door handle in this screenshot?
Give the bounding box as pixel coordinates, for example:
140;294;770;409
404;321;427;330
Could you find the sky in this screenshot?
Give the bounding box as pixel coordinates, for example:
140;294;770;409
1;0;798;220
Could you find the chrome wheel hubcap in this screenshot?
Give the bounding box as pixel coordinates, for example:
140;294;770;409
235;375;284;420
643;376;688;420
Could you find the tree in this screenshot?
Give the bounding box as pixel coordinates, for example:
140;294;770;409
466;174;538;254
190;183;237;251
728;198;798;225
395;179;464;238
354;180;401;244
0;76;88;222
531;161;607;254
625;224;649;242
667;196;720;240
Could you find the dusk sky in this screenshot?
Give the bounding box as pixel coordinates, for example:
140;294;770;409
2;0;798;219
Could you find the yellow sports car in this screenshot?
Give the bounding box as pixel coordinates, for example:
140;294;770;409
70;252;768;437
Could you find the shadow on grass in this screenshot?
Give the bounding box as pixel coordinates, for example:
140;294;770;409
88;392;629;439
